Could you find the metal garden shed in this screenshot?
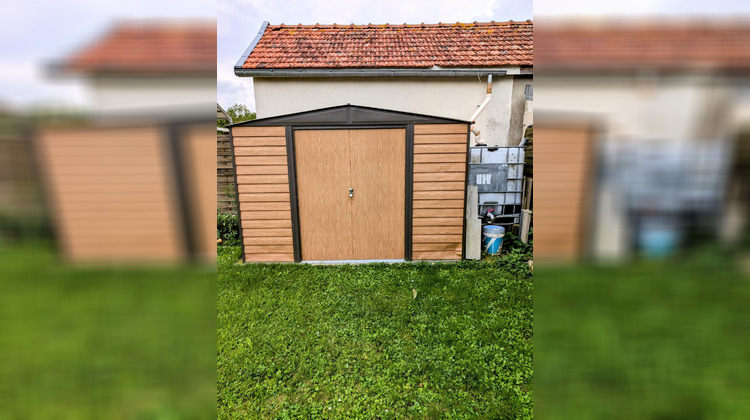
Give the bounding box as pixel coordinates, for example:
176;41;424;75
229;104;471;263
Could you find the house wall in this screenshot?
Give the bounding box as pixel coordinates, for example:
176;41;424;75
89;76;216;115
253;75;523;147
535;74;729;141
508;77;532;145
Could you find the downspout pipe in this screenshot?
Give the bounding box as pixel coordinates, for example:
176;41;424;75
470;74;493;145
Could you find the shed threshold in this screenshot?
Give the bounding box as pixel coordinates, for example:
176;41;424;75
301;259;406;265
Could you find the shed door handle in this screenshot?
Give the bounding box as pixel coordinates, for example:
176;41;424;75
348;188;354;198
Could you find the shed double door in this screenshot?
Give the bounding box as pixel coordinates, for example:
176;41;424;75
295;128;406;261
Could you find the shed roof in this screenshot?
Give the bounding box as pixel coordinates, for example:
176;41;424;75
57;21;216;76
236;21;533;74
228;104;470;127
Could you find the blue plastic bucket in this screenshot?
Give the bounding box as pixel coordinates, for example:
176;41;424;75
482;225;505;255
638;218;681;258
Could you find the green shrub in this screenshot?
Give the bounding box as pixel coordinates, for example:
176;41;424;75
217;213;240;246
483;227;533;279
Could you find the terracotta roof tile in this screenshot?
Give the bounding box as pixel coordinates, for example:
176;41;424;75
241;21;533;69
61;21;216;75
535;20;750;71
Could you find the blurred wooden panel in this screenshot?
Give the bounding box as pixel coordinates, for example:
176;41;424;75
36;125;183;262
534;124;594;261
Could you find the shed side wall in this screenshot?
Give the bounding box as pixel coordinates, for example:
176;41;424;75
412;124;468;260
233;126;294;262
36;126;184;261
534;124;594;261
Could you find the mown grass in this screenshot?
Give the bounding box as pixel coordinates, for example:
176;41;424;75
217;247;533;419
0;241;216;419
535;246;750;419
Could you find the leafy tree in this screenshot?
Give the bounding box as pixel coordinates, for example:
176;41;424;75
219;103;256;128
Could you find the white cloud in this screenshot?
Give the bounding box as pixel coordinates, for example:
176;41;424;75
0;0;214;109
534;0;750;17
217;58;256;111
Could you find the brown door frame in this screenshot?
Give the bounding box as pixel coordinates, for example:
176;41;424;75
286;124;414;262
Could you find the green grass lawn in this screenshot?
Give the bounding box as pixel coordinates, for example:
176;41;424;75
535;247;750;419
217;247;533;419
0;241;216;419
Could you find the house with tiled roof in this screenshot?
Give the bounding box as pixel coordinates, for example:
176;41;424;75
54;20;216;116
533;20;750;262
234;20;533;147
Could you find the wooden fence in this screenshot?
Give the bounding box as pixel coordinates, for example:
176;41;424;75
217;133;237;214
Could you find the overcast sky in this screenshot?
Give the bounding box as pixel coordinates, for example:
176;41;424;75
0;0;213;111
1;0;748;112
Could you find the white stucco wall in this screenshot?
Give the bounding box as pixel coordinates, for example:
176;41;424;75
535;74;731;141
88;76;216;115
253;75;527;147
508;77;532;145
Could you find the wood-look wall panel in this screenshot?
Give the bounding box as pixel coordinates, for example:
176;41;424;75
414;124;467;135
245;244;294;254
412;123;468;260
36;126;183;262
413;250;462;260
239;201;290;211
183;123;218;262
240;210;290;220
414;134;468;144
413;225;463;235
231;151;287;164
230;146;286;156
237;183;289;194
413;190;464;200
236;174;289;184
243;219;292;229
412;217;464;226
534;125;594;261
243;236;293;245
414;144;467;154
413;172;465;182
413;199;464;209
232;137;286;147
413;234;463;243
238;193;290;202
413;242;462;252
244;253;295;262
231;126;286;137
413;163;465;173
413;208;463;218
413;181;464;191
244;228;294;237
414;153;467;163
232;164;287;175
